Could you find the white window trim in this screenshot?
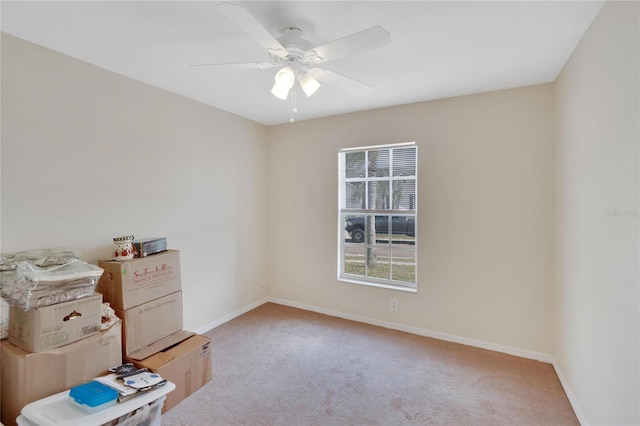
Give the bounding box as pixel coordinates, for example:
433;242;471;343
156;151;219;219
338;142;418;291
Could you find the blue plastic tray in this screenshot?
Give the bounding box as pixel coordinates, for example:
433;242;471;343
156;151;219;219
69;381;118;409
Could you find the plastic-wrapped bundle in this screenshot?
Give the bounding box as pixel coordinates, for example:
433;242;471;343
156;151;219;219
0;247;82;271
1;260;103;310
0;248;83;288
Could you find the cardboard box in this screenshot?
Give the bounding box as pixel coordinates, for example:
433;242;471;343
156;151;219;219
126;329;194;361
97;250;181;311
8;293;102;353
115;291;183;356
1;321;122;426
126;334;212;414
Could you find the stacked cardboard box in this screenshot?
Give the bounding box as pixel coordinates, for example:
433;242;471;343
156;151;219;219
125;334;213;414
97;250;212;413
8;293;103;353
0;320;122;426
1;286;121;426
97;250;185;357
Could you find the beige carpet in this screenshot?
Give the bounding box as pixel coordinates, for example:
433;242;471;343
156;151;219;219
161;303;578;425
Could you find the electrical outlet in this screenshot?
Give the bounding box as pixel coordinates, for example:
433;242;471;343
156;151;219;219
390;299;398;311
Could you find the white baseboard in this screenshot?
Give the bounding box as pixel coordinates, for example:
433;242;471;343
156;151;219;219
552;361;588;425
194;297;269;335
267;297;554;363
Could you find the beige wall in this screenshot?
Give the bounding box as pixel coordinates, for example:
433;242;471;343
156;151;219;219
3;2;638;422
267;84;556;355
554;1;639;424
1;34;270;331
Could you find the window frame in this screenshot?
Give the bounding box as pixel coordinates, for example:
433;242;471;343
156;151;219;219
338;142;418;292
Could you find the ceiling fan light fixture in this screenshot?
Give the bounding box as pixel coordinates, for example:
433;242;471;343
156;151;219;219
271;66;295;100
274;66;295;88
299;72;321;97
271;82;290;100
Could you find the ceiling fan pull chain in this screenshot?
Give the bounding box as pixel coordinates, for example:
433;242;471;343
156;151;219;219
290;85;298;123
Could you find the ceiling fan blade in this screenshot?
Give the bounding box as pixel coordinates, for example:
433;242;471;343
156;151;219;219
189;62;276;70
218;2;287;59
310;26;390;63
313;68;373;96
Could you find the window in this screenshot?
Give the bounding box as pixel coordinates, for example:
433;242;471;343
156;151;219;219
338;142;417;291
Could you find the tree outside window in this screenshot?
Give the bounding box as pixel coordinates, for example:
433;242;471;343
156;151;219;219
339;143;417;290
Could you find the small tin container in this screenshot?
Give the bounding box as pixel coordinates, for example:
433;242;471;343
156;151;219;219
113;235;135;261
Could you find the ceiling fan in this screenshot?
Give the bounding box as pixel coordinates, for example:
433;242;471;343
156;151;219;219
192;2;390;104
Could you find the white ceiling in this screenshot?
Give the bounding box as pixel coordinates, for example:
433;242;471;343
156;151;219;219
1;1;604;126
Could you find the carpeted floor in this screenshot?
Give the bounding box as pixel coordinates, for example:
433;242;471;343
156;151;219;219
161;303;578;425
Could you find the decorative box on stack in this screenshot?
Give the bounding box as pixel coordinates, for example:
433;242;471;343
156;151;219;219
96;249;212;414
0;260;122;426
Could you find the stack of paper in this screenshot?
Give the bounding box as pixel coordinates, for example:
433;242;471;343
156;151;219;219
94;370;167;402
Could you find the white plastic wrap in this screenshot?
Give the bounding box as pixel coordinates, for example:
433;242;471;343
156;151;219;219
1;260;104;310
1;248;83;289
0;248;82;272
101;302;119;331
0;296;8;339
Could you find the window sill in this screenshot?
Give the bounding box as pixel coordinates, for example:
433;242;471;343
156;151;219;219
338;276;417;293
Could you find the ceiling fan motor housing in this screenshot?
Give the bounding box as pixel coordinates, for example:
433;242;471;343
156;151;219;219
272;27;319;67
